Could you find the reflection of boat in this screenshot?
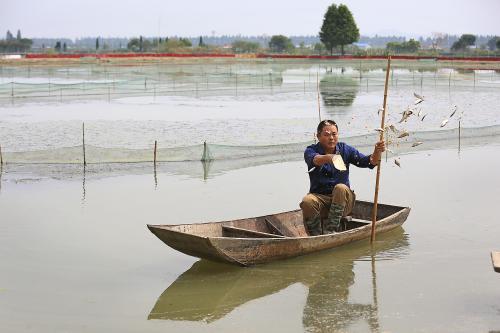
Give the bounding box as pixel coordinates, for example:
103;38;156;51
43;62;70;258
147;200;410;266
148;228;409;331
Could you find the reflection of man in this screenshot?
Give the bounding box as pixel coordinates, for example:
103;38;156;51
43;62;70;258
300;120;385;235
302;261;378;333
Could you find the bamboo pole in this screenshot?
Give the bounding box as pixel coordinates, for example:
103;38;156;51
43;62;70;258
370;57;391;243
82;122;87;166
316;72;321;122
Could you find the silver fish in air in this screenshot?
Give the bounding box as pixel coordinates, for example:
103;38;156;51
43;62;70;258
399;108;413;123
411;141;423;147
398;131;409;138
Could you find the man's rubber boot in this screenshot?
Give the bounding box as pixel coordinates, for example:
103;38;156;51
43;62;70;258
324;202;345;234
304;215;322;236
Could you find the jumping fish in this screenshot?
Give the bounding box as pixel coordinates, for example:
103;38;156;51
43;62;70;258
414;92;424;105
449;105;457;118
440;118;449;127
374;128;385;133
388;124;398;133
308;167;316;173
394;158;401;167
411;141;423;147
398;131;409;138
399;108;413;123
421;114;427;121
414;92;424;100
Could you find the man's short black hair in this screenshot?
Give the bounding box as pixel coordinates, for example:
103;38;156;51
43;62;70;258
317;120;338;134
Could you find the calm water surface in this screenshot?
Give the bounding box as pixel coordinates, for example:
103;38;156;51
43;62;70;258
1;144;499;332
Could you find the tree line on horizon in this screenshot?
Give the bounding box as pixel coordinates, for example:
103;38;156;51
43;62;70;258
3;3;500;56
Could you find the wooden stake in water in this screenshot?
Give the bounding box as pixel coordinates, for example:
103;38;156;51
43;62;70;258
82;122;87;166
202;141;209;161
371;56;391;243
0;144;3;165
154;140;157;165
458;120;461;152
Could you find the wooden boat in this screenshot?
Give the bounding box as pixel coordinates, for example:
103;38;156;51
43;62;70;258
147;200;411;266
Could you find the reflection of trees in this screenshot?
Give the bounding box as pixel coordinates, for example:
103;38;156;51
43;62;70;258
148;229;409;332
319;73;359;111
455;68;474;75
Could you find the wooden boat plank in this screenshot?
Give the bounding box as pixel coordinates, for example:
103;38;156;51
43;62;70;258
264;218;287;237
222;225;285;239
492;251;500;273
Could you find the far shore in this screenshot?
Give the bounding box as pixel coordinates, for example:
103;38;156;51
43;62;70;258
1;53;500;70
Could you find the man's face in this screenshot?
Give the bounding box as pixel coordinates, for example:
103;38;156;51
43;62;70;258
317;124;339;152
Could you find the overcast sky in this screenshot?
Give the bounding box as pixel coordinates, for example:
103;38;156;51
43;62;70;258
2;0;499;39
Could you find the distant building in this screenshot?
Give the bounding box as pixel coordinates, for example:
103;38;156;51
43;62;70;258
353;42;371;50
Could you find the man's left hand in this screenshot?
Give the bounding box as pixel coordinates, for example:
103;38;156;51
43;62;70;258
370;140;386;165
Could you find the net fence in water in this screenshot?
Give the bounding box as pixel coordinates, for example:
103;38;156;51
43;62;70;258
1;60;499;103
2;125;500;165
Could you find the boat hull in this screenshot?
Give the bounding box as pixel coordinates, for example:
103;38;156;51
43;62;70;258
148;201;411;266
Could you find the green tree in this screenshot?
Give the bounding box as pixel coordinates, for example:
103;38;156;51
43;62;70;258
497;39;500;50
95;38;99;51
319;3;359;55
139;36;143;52
452;34;476;51
487;36;499;51
54;41;61;52
232;40;260;53
63;42;67;52
6;30;14;40
16;29;21;40
179;38;192;47
386;39;420;53
198;36;205;47
127;38;141;51
158;38;192;52
269;35;294;53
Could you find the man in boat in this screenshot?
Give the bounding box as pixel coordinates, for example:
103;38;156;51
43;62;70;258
300;119;385;235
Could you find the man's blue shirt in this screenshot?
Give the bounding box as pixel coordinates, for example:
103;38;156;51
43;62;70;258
304;142;374;195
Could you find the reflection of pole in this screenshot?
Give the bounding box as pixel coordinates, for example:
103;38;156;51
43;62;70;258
316;72;321;122
0;144;3;165
371;56;391;243
370;251;380;333
154;163;158;189
81;164;86;205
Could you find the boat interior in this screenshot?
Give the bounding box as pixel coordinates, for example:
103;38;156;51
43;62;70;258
165;201;404;239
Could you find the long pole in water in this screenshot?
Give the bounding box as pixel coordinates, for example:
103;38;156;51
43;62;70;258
0;144;3;165
370;56;391;243
316;71;321;122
